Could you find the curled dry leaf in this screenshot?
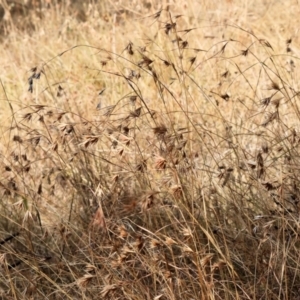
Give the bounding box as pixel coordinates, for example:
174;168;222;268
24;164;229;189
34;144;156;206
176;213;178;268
77;274;95;288
165;236;177;246
101;284;118;297
90;206;106;230
154;156;167;170
200;253;214;268
150;239;161;248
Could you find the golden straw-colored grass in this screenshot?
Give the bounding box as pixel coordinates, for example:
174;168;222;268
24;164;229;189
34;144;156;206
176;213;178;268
0;1;300;299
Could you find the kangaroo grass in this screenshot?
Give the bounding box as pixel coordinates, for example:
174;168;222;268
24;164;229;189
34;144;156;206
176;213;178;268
1;2;300;299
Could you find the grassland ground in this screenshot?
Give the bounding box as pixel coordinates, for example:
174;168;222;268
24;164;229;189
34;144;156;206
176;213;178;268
0;1;300;299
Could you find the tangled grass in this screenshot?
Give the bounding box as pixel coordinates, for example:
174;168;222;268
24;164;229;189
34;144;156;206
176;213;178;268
0;1;300;299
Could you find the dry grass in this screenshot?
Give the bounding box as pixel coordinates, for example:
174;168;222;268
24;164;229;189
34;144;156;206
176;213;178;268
0;0;300;299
